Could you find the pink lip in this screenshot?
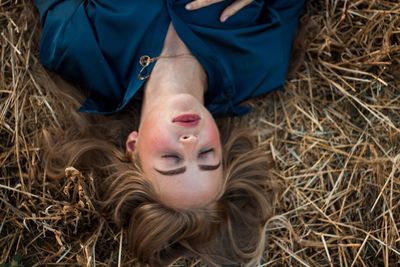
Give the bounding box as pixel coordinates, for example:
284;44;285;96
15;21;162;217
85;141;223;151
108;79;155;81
172;114;200;127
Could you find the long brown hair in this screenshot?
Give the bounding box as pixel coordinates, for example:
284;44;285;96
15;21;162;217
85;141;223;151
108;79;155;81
41;76;278;266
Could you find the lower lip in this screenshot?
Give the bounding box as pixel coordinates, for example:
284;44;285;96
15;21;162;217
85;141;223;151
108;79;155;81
172;114;200;127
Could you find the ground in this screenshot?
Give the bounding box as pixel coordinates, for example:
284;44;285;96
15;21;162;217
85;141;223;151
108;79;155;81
1;0;400;266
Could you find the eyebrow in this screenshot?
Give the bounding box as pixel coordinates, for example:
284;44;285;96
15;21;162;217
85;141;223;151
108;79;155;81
199;162;221;171
154;167;186;176
154;162;221;176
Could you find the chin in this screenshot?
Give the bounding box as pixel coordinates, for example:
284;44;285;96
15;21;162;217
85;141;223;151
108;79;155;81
169;94;205;112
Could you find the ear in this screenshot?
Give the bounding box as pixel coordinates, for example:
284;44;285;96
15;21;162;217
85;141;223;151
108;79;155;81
126;131;138;154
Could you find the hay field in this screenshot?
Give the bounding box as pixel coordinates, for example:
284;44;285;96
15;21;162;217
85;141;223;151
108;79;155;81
1;0;400;266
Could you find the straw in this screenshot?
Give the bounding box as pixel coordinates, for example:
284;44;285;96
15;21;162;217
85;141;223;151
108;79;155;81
1;0;400;266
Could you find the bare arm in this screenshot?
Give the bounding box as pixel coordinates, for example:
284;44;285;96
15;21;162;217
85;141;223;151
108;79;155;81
185;0;254;22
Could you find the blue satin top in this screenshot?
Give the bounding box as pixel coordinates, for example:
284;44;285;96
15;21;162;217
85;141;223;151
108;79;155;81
35;0;305;116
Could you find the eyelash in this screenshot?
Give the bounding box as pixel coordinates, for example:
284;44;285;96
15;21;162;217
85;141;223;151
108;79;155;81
162;148;214;161
162;154;181;161
199;148;214;157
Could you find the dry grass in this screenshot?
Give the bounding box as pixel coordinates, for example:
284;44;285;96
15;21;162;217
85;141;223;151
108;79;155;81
1;0;400;266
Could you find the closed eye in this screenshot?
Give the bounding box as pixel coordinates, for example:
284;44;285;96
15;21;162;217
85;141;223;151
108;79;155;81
162;154;181;163
199;148;214;158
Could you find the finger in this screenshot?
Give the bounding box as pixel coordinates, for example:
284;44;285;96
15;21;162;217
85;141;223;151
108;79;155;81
220;0;253;22
186;0;225;11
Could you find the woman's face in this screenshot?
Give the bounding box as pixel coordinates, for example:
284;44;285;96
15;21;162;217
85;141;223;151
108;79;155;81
126;94;223;209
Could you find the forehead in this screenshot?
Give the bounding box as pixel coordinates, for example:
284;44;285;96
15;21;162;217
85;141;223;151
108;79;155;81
147;165;223;209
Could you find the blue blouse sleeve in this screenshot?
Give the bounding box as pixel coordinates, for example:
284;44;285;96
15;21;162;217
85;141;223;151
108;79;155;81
35;0;127;111
35;0;82;68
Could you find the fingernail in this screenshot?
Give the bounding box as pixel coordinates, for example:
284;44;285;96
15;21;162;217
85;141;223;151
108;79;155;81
185;3;193;10
221;16;228;22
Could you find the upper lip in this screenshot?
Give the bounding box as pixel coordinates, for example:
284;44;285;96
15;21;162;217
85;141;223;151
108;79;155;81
172;114;201;127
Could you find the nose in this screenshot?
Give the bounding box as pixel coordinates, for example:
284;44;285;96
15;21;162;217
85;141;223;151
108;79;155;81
179;134;198;145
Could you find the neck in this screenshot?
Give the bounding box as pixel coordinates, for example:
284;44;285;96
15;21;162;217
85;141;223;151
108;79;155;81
144;55;206;101
141;25;207;115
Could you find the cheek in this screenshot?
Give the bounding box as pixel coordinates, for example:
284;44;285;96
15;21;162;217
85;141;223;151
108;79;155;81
138;131;174;172
204;120;221;147
142;126;175;153
150;133;173;150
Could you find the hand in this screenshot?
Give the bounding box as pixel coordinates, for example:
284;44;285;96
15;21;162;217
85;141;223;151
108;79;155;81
185;0;253;23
